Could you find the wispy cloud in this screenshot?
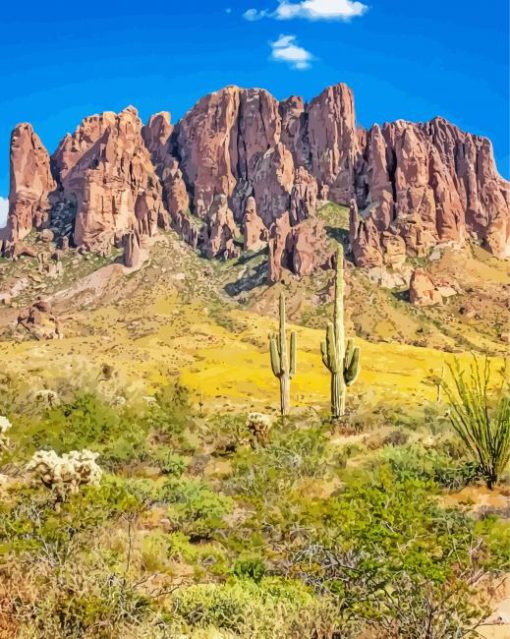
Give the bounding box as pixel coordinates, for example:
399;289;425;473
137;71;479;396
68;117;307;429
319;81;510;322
0;197;8;228
244;0;368;22
243;8;270;20
270;34;314;70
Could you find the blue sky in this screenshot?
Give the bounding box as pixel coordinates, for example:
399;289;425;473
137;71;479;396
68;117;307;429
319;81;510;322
0;0;508;223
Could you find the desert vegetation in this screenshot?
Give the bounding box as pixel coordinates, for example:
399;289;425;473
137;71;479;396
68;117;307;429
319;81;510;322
0;357;508;639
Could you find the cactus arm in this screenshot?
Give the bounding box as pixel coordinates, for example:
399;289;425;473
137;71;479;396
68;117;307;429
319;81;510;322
344;338;356;370
289;331;297;379
320;340;329;369
325;322;339;373
269;336;282;377
345;346;360;386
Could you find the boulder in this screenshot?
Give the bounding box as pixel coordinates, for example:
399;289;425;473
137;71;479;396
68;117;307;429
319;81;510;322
409;268;443;306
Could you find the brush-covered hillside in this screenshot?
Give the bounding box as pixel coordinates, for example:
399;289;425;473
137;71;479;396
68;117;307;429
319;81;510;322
0;213;509;639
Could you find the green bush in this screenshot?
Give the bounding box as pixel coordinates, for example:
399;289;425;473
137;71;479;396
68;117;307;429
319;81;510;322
158;451;187;477
233;555;267;583
0;476;145;554
379;443;482;490
162;477;233;540
283;466;488;637
12;392;149;468
168;578;323;637
147;382;193;441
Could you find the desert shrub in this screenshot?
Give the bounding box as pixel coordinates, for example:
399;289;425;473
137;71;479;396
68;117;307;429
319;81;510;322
157;451;187;477
202;412;248;455
162;478;233;540
381;428;409;447
246;412;273;447
166;531;229;577
229;425;332;499
282;466;489;638
475;515;510;571
0;415;11;452
167;577;331;638
147;381;194;442
13;392;149;468
379;444;482;490
444;358;510;488
232;555;267;583
0;555;152;639
0;476;146;554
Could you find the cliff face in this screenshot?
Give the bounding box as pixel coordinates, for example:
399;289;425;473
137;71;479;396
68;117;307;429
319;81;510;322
8;124;56;242
4;83;509;274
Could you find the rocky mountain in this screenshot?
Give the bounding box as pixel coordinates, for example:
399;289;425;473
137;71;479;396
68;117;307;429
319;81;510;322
2;83;509;277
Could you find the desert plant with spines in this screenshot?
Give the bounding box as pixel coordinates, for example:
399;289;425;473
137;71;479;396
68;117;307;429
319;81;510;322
269;293;296;417
321;245;360;419
444;358;510;489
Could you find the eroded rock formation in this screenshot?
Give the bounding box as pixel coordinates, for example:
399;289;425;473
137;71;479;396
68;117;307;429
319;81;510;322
52;106;165;249
4;83;509;283
8;124;56;241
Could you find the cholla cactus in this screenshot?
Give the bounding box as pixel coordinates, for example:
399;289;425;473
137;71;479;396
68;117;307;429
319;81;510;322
0;416;11;452
27;449;102;507
246;412;272;447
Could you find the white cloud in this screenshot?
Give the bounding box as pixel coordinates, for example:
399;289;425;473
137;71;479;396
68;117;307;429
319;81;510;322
276;0;368;20
0;197;8;228
244;0;368;22
270;34;314;70
243;8;270;20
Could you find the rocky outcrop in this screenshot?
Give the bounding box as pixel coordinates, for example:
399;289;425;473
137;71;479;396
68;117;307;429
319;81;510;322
17;298;62;340
354;118;510;261
123;229;142;269
142;113;197;245
204;194;241;259
4;83;509;284
52;106;165;249
268;214;329;282
408;268;458;306
307;84;357;203
243;196;266;251
7;124;56;241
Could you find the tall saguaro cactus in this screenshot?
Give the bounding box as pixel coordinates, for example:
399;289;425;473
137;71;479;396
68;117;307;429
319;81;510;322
321;246;360;419
269;293;297;416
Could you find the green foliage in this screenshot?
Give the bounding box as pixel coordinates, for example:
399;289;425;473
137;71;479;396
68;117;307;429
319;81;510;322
380;443;482;490
444;358;510;488
168;578;324;638
12;392;149;468
233;555;267;582
284;466;487;637
201;412;248;454
229;425;332;498
162;477;234;540
147;381;194;441
158;451;187;477
475;515;510;571
0;476;145;554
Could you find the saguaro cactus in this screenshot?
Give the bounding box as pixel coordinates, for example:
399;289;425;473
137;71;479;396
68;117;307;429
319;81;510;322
321;246;360;418
269;293;297;416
